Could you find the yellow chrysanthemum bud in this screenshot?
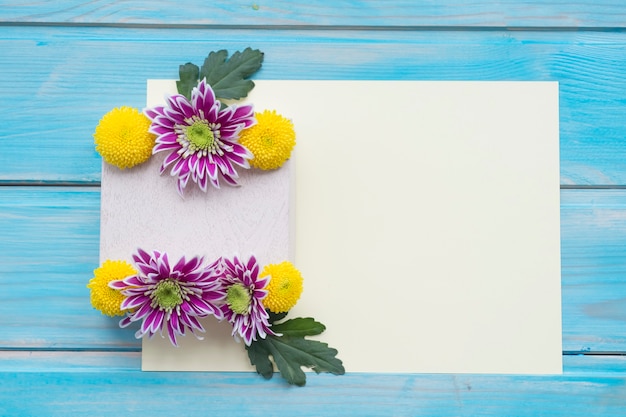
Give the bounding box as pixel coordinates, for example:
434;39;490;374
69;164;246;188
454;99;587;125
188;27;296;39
238;110;296;170
87;260;136;317
261;261;303;313
94;106;156;169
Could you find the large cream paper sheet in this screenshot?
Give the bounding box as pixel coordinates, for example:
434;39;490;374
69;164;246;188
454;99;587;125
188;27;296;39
101;80;562;374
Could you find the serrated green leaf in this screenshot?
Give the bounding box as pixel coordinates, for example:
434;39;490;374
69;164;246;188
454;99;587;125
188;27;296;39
272;317;326;338
200;49;228;79
176;62;200;100
267;337;345;386
246;340;274;380
199;47;264;100
246;331;345;386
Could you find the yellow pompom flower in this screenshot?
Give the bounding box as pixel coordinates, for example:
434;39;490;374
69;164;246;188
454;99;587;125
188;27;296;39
260;261;303;313
94;106;156;169
87;260;136;317
238;110;296;170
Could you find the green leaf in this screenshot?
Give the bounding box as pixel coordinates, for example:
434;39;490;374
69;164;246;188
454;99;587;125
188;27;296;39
176;62;200;100
246;327;345;386
268;310;288;324
267;336;345;386
246;340;274;380
272;317;326;338
199;47;264;100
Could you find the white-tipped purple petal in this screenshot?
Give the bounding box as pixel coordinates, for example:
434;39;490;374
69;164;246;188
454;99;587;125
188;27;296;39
119;315;133;328
115;249;226;347
219;255;275;346
144;107;164;120
143;79;255;195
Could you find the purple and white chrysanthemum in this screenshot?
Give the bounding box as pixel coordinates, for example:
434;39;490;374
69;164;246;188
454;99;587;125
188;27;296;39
218;255;274;346
145;79;256;196
109;248;225;346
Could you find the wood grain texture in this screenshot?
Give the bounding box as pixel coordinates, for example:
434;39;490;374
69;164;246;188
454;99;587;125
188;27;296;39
2;186;626;352
0;353;625;417
3;350;624;373
561;190;626;351
0;186;137;348
1;0;626;28
1;27;626;184
2;1;626;414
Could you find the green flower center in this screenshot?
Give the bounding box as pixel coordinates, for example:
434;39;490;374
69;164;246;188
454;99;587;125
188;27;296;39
226;283;252;315
186;121;214;150
152;279;183;311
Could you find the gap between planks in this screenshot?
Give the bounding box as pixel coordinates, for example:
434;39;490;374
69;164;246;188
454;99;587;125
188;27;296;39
2;21;626;32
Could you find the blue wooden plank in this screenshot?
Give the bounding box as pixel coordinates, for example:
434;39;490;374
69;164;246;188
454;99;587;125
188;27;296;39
0;354;625;417
0;186;137;348
2;186;626;352
2;351;625;374
1;27;626;184
2;4;625;414
561;189;626;352
1;0;626;28
0;351;141;371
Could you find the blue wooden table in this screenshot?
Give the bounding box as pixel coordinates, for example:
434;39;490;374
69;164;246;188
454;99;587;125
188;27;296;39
2;1;626;415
